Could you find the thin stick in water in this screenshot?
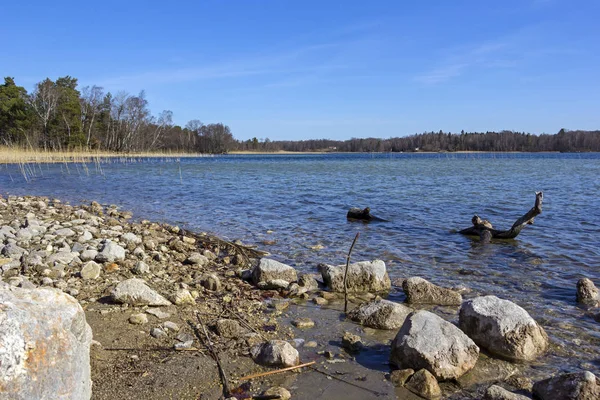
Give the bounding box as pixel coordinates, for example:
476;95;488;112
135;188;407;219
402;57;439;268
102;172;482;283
344;232;360;314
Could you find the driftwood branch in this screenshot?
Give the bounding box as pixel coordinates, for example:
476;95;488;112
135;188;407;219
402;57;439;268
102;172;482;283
238;361;316;381
459;192;543;241
191;316;231;398
344;232;360;313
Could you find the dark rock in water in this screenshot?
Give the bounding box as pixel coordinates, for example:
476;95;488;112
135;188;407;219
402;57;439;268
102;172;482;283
577;278;599;305
405;369;442;399
403;277;462;306
341;331;363;352
347;207;386;222
459;295;548;362
533;371;600;400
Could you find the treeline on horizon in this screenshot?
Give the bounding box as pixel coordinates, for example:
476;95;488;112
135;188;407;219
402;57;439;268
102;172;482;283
1;76;599;154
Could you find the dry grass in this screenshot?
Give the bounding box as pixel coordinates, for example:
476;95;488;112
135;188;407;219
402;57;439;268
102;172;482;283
0;147;203;164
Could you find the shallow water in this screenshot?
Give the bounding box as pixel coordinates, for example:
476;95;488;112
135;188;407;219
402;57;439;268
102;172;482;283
2;153;600;378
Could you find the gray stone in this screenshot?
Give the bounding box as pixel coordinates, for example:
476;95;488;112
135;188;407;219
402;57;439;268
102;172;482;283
150;328;167;338
533;371;600;400
46;251;78;266
121;232;142;244
185;252;209;266
79;249;98;262
348;299;413;330
172;289;195;305
252;258;297;289
0;284;92;400
201;273;221;291
484;385;531;400
162;321;180;332
257;279;291;290
251;340;300;367
298;273;319;290
577;278;599;305
215;319;244;338
403;277;462;306
110;278;171;306
391;310;479;380
174;340;193;350
318;260;391;293
132;260;150;275
262;387;291;400
129;313;148;325
1;243;27;258
406;369;442;399
55;228;76;237
95;240;126;263
78;231;93;243
80;261;101;280
145;308;171;319
459;295;548;362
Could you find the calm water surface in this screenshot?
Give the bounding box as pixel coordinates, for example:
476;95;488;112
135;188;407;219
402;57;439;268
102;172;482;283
2;153;599;377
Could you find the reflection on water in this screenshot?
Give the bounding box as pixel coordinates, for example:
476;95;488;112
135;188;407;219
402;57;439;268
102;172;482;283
1;152;600;376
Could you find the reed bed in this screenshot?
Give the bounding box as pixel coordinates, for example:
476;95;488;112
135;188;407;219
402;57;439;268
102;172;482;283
0;147;204;165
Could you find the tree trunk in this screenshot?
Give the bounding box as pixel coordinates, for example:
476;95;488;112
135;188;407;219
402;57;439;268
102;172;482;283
459;192;543;241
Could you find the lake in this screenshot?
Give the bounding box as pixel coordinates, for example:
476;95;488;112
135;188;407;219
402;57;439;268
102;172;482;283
2;152;600;375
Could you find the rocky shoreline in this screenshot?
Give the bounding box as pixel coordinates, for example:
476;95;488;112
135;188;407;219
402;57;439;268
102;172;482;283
1;194;599;399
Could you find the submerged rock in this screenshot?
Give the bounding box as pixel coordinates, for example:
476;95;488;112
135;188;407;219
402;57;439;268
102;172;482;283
390;369;415;387
0;283;92;400
111;278;171;306
402;277;462;306
252;258;297;289
484;385;531;400
390;310;479;380
533;371;600;400
318;260;391;293
347;298;412;330
577;278;599;305
459;295;548;362
251;340;299;367
341;331;363;352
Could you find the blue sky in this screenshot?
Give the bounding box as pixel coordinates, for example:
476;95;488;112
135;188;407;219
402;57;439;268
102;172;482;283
1;0;599;140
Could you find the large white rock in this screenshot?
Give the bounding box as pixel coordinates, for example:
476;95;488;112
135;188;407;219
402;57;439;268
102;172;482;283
459;296;548;362
347;299;412;330
318;260;391;293
111;278;171;306
0;283;92;399
390;310;479;380
252;258;297;289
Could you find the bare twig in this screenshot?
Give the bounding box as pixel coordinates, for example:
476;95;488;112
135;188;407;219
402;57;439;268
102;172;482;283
191;316;231;397
238;361;316;381
344;232;360;314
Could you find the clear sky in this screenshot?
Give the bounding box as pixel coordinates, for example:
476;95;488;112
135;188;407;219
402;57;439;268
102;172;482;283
1;0;599;141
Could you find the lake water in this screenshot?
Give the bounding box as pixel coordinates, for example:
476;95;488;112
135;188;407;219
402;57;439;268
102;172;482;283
2;153;600;376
